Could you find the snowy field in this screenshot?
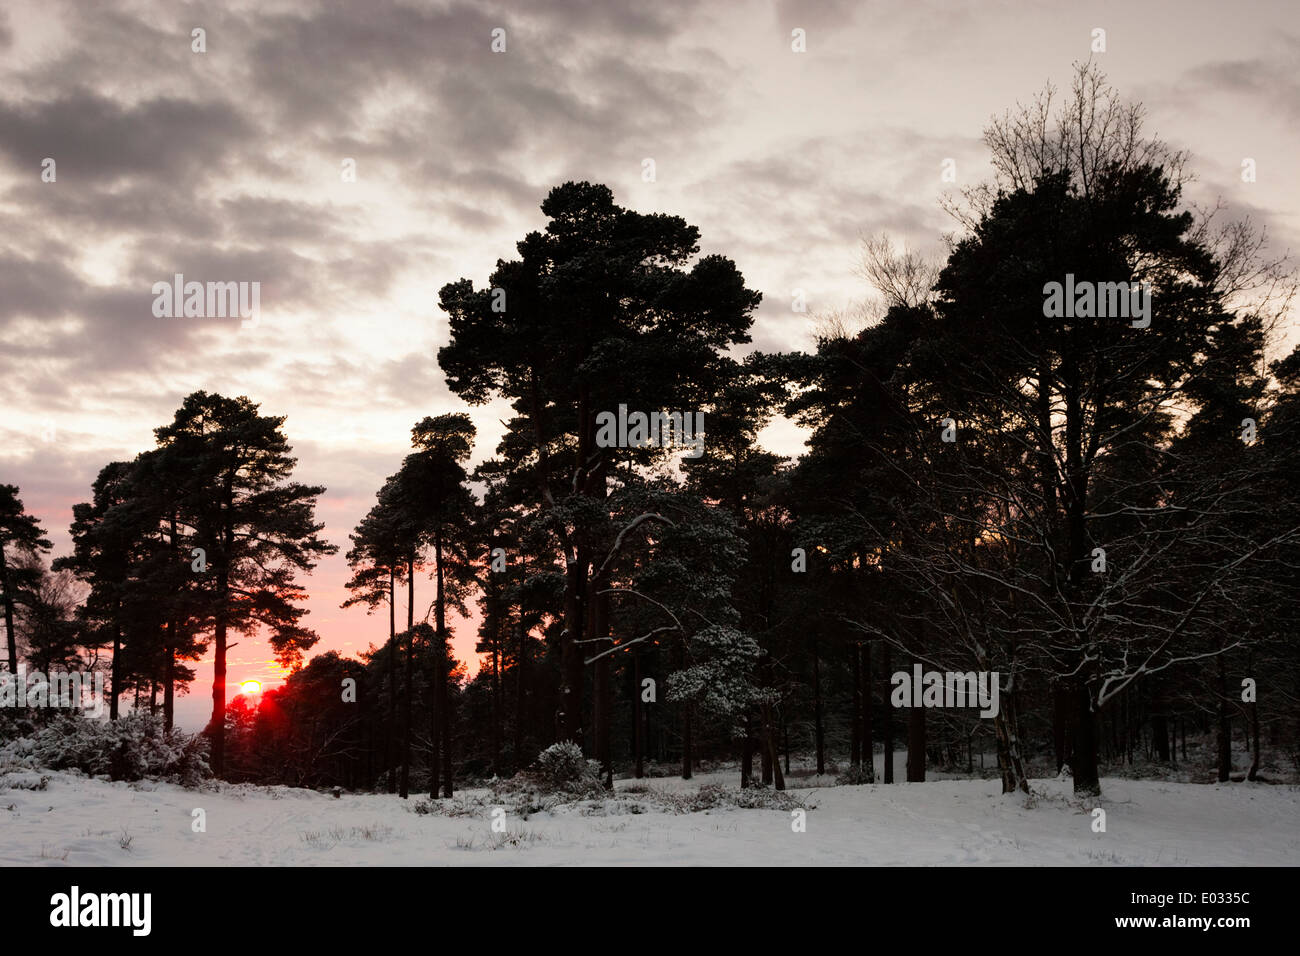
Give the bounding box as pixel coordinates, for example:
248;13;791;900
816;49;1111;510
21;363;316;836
3;766;1297;866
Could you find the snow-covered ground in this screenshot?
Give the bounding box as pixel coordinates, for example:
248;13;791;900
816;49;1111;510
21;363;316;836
3;767;1296;866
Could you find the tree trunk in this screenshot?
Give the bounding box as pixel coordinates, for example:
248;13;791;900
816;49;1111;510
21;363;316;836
760;726;772;785
1247;700;1260;782
760;699;785;791
110;616;122;721
633;649;645;779
862;643;874;781
163;634;175;731
1072;679;1100;795
741;712;754;787
164;514;178;731
209;617;225;774
812;637;825;776
906;694;926;782
208;533;231;776
0;546;15;673
1216;655;1232;782
782;708;790;776
992;682;1030;794
882;643;894;784
592;590;613;789
850;643;862;767
559;555;586;744
400;556;414;799
441;655;453;798
491;618;501;778
513;620;526;772
429;650;441;800
681;703;693;780
432;532;448;799
207;497;236;777
385;570;397;793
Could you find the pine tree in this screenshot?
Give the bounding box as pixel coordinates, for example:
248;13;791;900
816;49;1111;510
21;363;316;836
56;465;135;717
154;392;335;777
439;181;760;757
0;484;51;673
342;481;408;793
407;414;478;798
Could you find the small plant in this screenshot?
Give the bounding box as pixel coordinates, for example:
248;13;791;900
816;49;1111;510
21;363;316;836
118;828;133;851
410;794;491;818
490;827;544;849
836;764;876;786
532;741;603;794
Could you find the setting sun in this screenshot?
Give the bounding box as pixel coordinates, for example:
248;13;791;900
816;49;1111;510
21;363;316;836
239;680;262;695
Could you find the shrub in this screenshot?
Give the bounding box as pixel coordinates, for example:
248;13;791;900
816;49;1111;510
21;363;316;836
532;742;596;790
836;764;876;786
3;714;210;786
667;782;809;813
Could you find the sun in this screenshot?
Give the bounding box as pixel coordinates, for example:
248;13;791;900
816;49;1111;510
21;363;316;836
239;680;262;695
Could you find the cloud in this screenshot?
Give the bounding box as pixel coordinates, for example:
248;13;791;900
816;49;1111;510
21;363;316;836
1179;43;1300;121
0;91;253;184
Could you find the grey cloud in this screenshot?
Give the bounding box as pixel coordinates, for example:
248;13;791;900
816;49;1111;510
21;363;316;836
0;90;253;185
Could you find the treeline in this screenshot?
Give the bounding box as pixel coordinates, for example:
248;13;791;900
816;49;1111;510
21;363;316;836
3;65;1298;796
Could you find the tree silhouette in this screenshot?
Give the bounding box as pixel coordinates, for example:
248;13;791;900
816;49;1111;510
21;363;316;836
0;484;51;674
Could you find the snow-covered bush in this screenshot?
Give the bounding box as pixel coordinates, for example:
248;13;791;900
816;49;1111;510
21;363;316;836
412;793;498;818
487;741;605;800
836;764;875;786
0;770;50;791
569;782;811;816
533;741;602;792
13;714;210;786
665;782;809;813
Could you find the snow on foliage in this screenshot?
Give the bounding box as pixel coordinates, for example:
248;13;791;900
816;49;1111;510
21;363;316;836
532;741;602;792
666;624;764;733
0;714;210;786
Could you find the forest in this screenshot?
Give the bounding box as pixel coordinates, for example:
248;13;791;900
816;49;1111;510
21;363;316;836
3;66;1298;804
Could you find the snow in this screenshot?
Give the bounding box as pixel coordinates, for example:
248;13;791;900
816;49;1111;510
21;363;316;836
3;767;1296;866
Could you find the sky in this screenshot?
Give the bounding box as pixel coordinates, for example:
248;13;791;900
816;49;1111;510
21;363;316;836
2;0;1298;729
